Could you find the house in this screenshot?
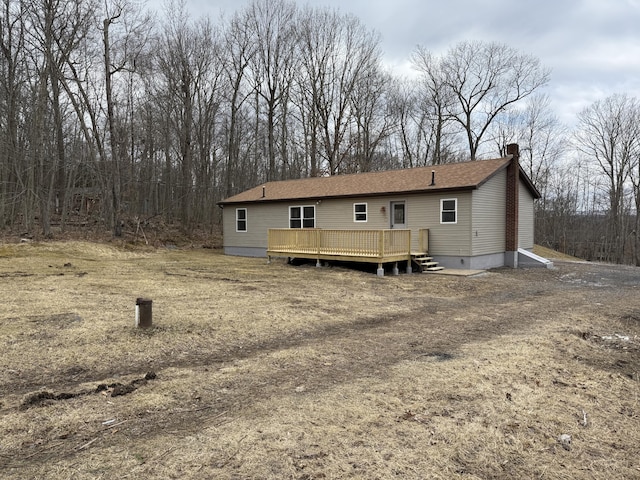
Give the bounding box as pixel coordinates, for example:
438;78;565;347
218;144;549;274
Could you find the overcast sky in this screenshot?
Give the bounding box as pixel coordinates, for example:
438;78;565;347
183;0;640;126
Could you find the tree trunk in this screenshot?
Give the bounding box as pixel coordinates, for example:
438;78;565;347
103;17;122;237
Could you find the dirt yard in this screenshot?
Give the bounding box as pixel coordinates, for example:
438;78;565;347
0;241;638;479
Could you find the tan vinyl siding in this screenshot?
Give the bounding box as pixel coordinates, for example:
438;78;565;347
317;194;472;254
317;196;433;252
316;198;390;230
518;182;535;249
223;203;289;249
423;192;472;256
223;192;473;255
471;169;506;255
223;199;389;250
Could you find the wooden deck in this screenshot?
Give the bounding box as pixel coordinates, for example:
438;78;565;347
267;229;430;275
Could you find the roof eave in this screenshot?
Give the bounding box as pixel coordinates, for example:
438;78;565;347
218;185;479;205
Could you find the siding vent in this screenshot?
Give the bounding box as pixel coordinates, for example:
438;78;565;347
430;170;436;186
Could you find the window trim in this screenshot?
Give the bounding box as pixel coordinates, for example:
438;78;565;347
353;202;368;222
236;208;247;232
440;198;457;224
289;205;316;229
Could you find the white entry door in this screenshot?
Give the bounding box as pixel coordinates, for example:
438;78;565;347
390;201;406;229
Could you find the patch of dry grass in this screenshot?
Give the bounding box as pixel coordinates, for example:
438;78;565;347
533;244;582;261
0;241;639;479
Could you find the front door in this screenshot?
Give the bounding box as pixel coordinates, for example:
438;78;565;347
390;201;406;229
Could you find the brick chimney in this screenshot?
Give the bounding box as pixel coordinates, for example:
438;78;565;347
505;143;519;268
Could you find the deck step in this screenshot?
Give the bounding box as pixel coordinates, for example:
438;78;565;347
412;253;444;273
424;266;445;272
420;261;440;268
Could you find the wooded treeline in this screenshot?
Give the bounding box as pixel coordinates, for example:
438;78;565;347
1;0;639;264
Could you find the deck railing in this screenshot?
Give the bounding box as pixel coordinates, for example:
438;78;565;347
267;228;412;260
418;228;429;254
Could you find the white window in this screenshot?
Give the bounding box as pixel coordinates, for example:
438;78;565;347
289;205;315;228
440;198;457;224
354;203;367;222
236;208;247;232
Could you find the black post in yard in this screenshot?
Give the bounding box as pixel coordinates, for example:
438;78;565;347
136;298;153;328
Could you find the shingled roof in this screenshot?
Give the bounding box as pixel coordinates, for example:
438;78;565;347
219;156;540;205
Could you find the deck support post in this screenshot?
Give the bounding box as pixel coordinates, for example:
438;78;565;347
316;259;322;267
406;259;412;274
267;255;271;264
377;263;384;277
392;263;399;275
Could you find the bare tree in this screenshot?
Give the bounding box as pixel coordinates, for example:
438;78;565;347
101;0;152;236
246;0;297;181
190;20;223;228
631;153;640;266
57;18;110;226
387;79;418;168
219;8;257;197
348;66;394;172
0;0;26;227
410;45;458;164
24;0;96;236
539;161;580;253
153;0;222;230
24;0;56;237
493;93;567;197
155;1;195;229
297;7;381;175
440;40;550;160
574;93;640;263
